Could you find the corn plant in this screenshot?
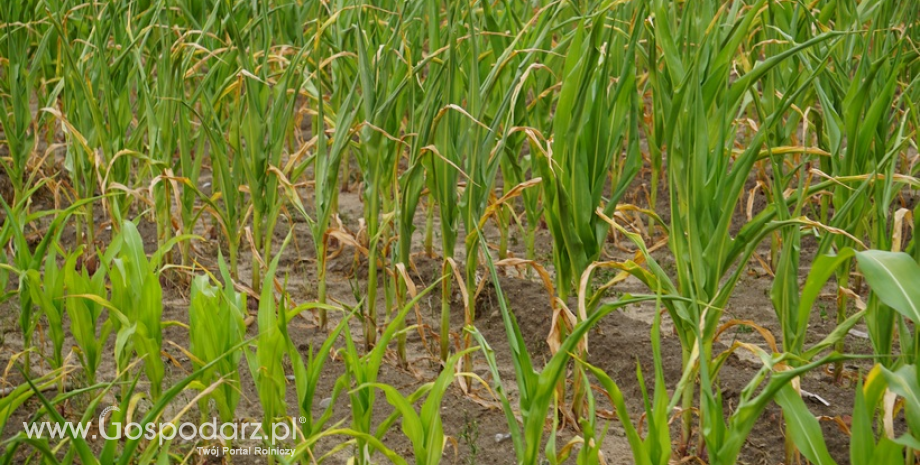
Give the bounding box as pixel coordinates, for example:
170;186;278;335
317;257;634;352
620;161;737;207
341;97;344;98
24;250;65;372
570;375;608;465
427;0;566;365
576;309;674;465
105;220;185;399
694;246;910;465
396;60;447;362
339;276;442;465
526;4;644;419
537;5;642;301
769;249;920;464
224;16;306;292
284;305;351;440
4;337;250;465
469;235;677;465
355;347;476;465
423;22;462;362
350;0;431;352
0;0;45;205
0;254;12;307
195;92;244;279
306;70;361;329
62;247;111;387
0;192;94;376
624;0;847;450
848;372;908;464
380;0;451;365
188;260;246;424
851;250;920;453
46;0;148;238
806;5;915;376
246;235;294;436
136;11;203;267
0;366;67;438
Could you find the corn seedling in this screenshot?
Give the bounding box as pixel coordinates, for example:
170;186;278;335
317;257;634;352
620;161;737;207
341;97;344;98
0;192;94;376
5;338;250;465
62;247;111;387
104;221;168;399
0;0;45;206
24;251;65;372
188;260;246;424
340;275;443;464
355;347;477;465
285;306;352;440
0;365;67;437
576;308;674;465
246;234;294;438
537;5;642;301
307;77;360;329
469;234;683;465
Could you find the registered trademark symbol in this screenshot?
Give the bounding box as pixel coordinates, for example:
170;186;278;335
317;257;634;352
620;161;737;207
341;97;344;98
298;417;306;424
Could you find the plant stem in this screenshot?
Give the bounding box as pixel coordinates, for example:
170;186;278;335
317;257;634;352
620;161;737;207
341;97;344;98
440;262;452;364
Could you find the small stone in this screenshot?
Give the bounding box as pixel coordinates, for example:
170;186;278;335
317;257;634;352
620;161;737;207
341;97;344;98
494;433;512;443
319;397;333;409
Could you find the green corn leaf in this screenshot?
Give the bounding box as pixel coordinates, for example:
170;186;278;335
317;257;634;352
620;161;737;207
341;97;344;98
775;384;838;465
855;250;920;324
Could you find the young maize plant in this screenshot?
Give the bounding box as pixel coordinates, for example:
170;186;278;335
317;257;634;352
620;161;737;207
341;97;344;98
105;221;168;399
422;0;485;366
470;237;674;465
423;7;462;363
308;80;360;329
525;3;643;419
339;277;442;465
806;3;918;377
137;12;205;270
433;0;564;364
352;4;412;350
397;62;447;361
196;89;244;280
224;10;305;293
576;306;674;465
51;0;153;235
62;247;111;387
188;262;246;424
0;193;91;376
750;11;846;455
355;347;477;465
537;5;642;302
7;333;250;465
497;3;556;266
0;366;66;437
768;250;920;464
848;374;909;464
284;306;351;441
247;235;294;440
24;250;65;373
609;0;847;452
0;0;45;207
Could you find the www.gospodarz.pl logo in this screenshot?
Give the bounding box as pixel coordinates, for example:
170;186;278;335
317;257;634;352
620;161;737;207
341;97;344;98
23;406;303;450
